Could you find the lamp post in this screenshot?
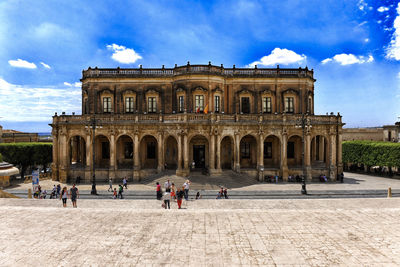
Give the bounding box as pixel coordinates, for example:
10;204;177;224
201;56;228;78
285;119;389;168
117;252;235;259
85;116;102;195
296;113;312;195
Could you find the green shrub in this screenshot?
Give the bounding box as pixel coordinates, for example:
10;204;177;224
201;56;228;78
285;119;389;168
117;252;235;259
343;141;400;168
0;143;52;179
0;153;2;162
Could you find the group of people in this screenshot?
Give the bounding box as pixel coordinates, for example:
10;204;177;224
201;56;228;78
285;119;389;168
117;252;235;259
108;177;128;199
216;187;228;199
58;184;79;208
157;179;191;209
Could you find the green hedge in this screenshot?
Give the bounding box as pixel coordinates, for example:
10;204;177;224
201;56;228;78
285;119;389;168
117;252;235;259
343;140;400;168
0;153;2;162
0;143;52;179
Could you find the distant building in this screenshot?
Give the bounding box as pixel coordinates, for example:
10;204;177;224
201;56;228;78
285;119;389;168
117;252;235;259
51;64;344;183
1;129;39;143
343;121;400;142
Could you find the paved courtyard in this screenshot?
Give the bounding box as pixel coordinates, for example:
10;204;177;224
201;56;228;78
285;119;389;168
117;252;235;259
1;198;400;266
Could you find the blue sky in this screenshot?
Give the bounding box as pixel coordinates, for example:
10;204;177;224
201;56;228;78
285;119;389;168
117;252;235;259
0;0;399;132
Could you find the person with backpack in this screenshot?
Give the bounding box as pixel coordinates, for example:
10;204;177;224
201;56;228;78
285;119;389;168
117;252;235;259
118;184;124;199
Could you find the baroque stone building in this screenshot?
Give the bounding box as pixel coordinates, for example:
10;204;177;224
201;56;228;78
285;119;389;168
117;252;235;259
51;63;343;183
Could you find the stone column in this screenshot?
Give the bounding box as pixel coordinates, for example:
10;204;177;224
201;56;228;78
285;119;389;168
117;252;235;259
234;133;240;172
216;134;221;172
305;133;312;180
85;134;92;182
157;133;164;171
109;133;116;178
133;134;140;181
312;137;316;162
318;136;324;161
337;132;343;174
71;137;78;163
209;133;215;172
258;133;264;181
176;134;183;175
51;130;59;181
329;133;337;180
59;132;68;183
280;132;288;180
183;134;189;176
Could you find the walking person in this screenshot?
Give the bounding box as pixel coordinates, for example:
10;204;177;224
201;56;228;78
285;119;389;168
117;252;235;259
162;191;171;209
183;180;190;201
170;183;176;201
224;188;228;199
118;184;124;199
113;188;117;199
108;178;113;192
156;182;162;200
164;179;171;192
70;184;79;208
176;188;184;209
60;186;68;208
56;184;61;198
123;177;128;189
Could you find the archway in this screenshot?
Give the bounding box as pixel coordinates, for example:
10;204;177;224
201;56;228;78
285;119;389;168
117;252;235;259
220;136;234;169
240;135;257;169
164;135;178;170
287;135;302;168
311;135;328;168
140;135;158;169
189;135;209;170
116;135;133;169
69;136;86;168
263;135;280;168
95;135;110;168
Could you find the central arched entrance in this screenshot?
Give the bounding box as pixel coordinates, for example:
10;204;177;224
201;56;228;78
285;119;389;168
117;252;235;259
311;135;328;168
189;135;209;170
116;135;133;169
287;135;302;168
140;135;158;169
68;135;86;168
95;135;110;168
164;135;178;170
263;135;280;168
240;135;257;169
220;136;234;169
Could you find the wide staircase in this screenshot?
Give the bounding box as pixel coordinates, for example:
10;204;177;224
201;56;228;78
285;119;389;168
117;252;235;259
139;169;258;190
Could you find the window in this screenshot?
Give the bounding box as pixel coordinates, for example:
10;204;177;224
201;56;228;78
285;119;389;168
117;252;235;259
287;142;295;158
103;97;112;113
124;142;133;159
148;97;156;113
241;97;250;114
125;97;135;113
195;95;204;112
241;142;250;158
178;96;184;113
147;142;156;159
262;97;272;113
264;142;272;158
215;95;220;113
285;97;294;113
83;98;88;114
308;97;312;113
102;142;110;159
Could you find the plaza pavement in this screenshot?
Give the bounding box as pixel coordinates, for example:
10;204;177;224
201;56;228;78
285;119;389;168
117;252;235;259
1;198;400;266
5;172;400;199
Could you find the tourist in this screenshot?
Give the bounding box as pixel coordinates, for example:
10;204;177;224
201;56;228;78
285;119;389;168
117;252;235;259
176;188;184;209
113;188;117;199
275;175;279;183
118;184;124;199
295;175;301;182
108;178;113;192
191;161;195;170
70;184;79;208
288;175;294;182
50;186;56;199
162;191;171;209
41;189;47;199
56;184;61;197
224;188;228;199
164;179;171;192
183;180;190;201
323;175;328;182
156;182;162;200
123;177;128;189
216;189;222;199
60;186;68;207
171;183;176;201
195;191;201;200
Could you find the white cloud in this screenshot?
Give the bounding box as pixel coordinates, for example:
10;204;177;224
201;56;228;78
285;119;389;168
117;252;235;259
74;82;81;87
358;0;367;11
386;3;400;60
0;78;81;122
247;48;306;67
40;62;51;69
364;38;369;42
64;82;72;86
106;44;142;64
378;6;389;12
321;54;374;65
8;59;37;69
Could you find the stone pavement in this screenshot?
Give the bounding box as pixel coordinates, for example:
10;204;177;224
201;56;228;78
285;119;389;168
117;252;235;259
1;198;400;266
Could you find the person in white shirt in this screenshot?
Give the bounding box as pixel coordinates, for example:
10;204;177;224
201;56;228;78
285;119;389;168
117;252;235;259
162;191;171;209
183;180;190;201
164;179;171;192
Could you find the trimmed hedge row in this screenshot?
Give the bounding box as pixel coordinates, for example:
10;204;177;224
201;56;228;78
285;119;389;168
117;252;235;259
0;143;52;179
342;140;400;168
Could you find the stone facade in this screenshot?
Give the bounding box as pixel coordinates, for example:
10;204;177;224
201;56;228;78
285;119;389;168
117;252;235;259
343;128;384;141
50;64;343;183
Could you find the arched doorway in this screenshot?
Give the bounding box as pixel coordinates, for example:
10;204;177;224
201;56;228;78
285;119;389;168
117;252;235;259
263;135;280;168
140;135;158;169
69;136;86;168
311;135;328;168
95;135;110;168
164;135;178;170
189;135;209;170
287;135;302;168
240;135;257;168
220;136;234;169
116;135;133;169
